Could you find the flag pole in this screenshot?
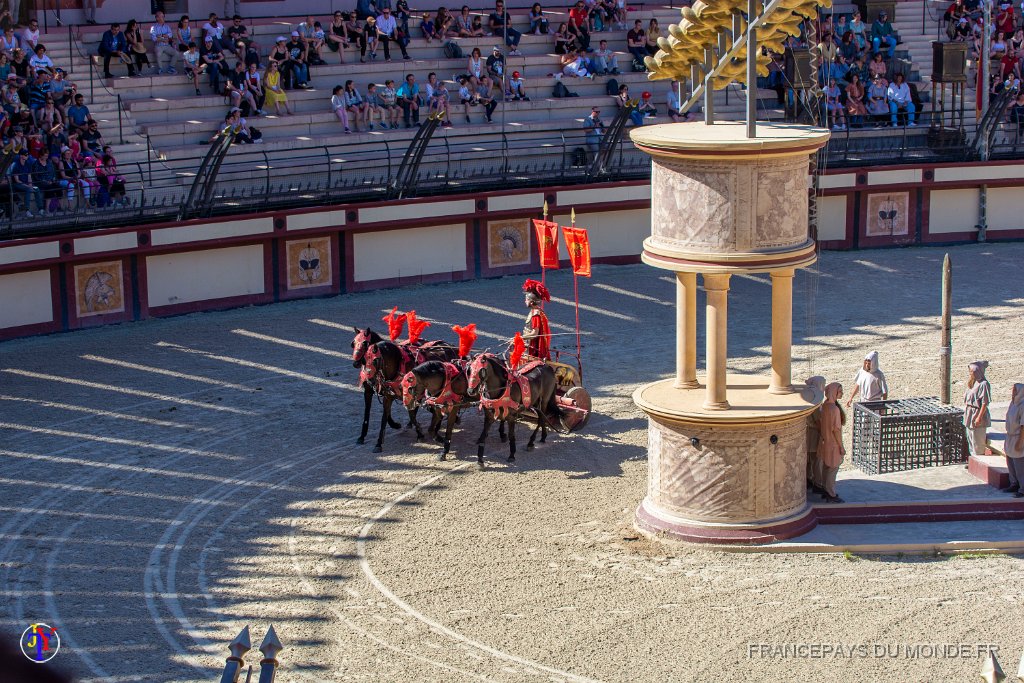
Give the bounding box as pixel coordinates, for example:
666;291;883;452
570;207;581;363
540;199;548;287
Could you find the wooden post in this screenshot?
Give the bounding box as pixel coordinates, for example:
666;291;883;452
940;253;952;404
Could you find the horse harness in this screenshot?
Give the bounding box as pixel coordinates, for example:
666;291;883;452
424;362;465;410
474;356;545;420
359;341;443;395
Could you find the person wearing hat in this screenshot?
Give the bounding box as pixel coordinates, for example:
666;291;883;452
584;105;603;154
375;6;411;61
845;351;888;407
962;361;992;458
507;70;528;100
865;72;888;124
521;280;552;360
98;23;135;79
9;147;45;217
486;45;505;82
284;31;311;87
870;10;896;59
637;89;657;118
363;15;380;62
200;35;227;94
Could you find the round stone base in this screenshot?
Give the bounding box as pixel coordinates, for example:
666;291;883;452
633;374;822;545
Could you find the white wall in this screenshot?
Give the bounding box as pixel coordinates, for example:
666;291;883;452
353;224;467;282
0;270;53;328
817;195;847;242
929;188;980;235
146;244;265;307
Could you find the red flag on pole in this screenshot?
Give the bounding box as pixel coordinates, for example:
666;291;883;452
562;226;592;277
532;219;560;270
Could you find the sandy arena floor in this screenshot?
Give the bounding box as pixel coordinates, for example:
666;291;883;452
2;243;1023;682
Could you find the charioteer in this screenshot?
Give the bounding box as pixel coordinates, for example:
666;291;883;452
521;279;551;361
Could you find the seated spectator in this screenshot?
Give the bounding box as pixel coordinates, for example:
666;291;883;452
285;32;311;87
868;51;887;80
871;10;897;59
457;74;476;122
421;12;440;42
396;73;422;128
225;60;259;114
886;71;916;127
9;147;44;216
151;11;178;75
380;78;401;128
203;13;227;52
436;8;456;37
295;16;322;65
946;0;969;39
1;27;18;59
35;96;61;131
80;118;104;154
568;1;591;52
28;70;51;113
201;35;227;94
992;31;1009;57
646;19;661;56
817;33;838;65
490;1;522;55
243;63;264;113
377;7;411;61
593;39;620;74
98;154;127;207
825;76;846;129
49;68;73;114
1000;47;1021;81
584;105;603;154
996;1;1016;35
849;10;867;50
344;79;369;131
554;23;577;55
845;72;867;127
561;48;594;78
365;82;388;128
626;19;646;65
467;46;484;79
29;44;53;74
839;31;858;62
866;72;889;124
1010;27;1024;53
324;12;351;64
356;0;377;21
615;83;643;126
849;52;869;84
363;16;380;62
99;23;135;78
666;79;689;121
124;20;151;77
637;90;656;118
475;74;498;122
175;16;195;56
20;17;40;52
262;60;291;115
507;70;529;100
455;6;475;36
182;42;204;96
0;53;10;81
471;14;485;36
331;84;353;133
833;15;849;41
217;107;262;144
529;3;549;35
486;46;505;81
951;16;972;41
425;72;452;126
1009;89;1024;137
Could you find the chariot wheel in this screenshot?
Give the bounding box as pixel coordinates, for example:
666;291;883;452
560;386;591;431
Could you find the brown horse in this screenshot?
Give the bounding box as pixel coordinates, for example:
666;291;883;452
466;353;560;466
401;360;479;462
351;327;400;445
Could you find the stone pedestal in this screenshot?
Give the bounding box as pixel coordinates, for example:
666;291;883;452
630;122;830;544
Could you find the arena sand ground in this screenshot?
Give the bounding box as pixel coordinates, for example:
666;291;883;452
1;243;1023;682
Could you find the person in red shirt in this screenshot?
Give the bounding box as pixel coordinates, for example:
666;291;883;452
522;279;551;360
567;0;591;52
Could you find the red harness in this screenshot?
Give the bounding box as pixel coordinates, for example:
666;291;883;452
474;357;544;420
361;341;443;394
425;362;464;409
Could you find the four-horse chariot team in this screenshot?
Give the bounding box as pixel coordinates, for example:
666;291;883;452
351;278;590;468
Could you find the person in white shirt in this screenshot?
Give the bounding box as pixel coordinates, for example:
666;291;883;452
885;72;916;127
667;78;689;122
592;39;619;75
425;71;452;126
21;19;40;51
151;12;178;75
375;7;410;61
29;45;54;73
203;13;227;52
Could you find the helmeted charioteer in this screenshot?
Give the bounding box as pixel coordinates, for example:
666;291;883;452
521;279;551;361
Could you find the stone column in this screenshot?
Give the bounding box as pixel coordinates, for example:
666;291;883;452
769;269;795;394
675;272;698;389
702;273;730;410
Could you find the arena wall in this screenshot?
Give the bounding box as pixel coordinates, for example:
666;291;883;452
2;161;1023;342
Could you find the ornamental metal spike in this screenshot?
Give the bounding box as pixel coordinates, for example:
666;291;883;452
570;207;576;225
981;650;1006;683
542;199;548;219
259;624;283;660
229;626;252;659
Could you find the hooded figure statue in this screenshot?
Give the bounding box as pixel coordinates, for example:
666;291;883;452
964;360;991;457
846;350;888;407
805;375;827;492
1003;383;1024;496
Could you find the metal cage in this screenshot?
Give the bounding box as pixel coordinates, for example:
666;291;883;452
852;397;967;475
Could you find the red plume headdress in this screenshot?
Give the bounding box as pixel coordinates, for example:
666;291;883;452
382;306;406;341
406;310;431;345
522;278;551;302
509;332;525;369
452;324;478;358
